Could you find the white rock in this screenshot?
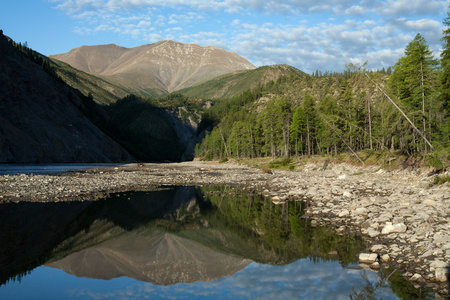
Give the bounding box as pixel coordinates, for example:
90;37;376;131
435;268;449;282
338;210;350;217
343;191;352;197
370;262;381;269
381;254;390;262
353;207;369;215
381;223;407;234
370;244;387;252
367;228;380;237
338;174;347;180
430;260;448;269
423;199;436;206
359;253;379;264
410;273;422;281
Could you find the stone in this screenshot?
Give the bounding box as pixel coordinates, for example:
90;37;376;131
430;260;448;269
423;199;436;206
381;223;407;234
359;253;379;264
343;191;352;197
370;262;381;269
338;174;347;180
380;254;390;262
353;207;369;216
370;244;387;252
367;228;380;237
338;210;350;217
435;268;449;282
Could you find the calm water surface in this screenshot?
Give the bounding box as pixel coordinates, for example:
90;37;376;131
0;186;432;299
0;163;122;175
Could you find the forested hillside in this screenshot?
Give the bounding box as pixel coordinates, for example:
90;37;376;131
195;19;450;168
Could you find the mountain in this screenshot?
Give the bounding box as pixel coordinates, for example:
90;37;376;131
46;228;252;285
50;41;256;97
50;58;130;105
180;64;306;99
0;32;132;163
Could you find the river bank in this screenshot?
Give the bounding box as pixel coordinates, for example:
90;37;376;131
0;161;448;297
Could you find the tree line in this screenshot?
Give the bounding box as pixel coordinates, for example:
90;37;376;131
196;15;450;165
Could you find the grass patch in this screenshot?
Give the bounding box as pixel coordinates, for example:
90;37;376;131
429;174;450;187
267;157;293;170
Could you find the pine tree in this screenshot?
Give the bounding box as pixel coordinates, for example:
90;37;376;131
303;93;317;157
441;12;450;116
389;33;438;153
290;106;306;158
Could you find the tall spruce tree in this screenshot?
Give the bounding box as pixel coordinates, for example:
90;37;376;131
389;33;438;153
290;106;306;158
440;12;450;149
441;12;450;115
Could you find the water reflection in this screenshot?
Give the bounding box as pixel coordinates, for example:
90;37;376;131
0;186;433;299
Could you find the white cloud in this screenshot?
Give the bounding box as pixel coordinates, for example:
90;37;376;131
378;0;448;17
345;5;365;16
49;0;447;73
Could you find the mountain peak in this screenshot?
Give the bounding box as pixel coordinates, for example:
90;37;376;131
50;41;255;95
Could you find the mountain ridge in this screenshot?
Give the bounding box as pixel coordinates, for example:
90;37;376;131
50;40;256;96
0;31;133;163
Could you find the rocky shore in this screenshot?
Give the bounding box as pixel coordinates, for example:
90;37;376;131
0;161;449;297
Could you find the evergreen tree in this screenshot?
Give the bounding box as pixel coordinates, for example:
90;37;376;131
441;12;450;115
389;33;439;153
290;106;306;158
303;93;318;157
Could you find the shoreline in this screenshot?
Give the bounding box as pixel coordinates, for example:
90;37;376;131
1;161;449;297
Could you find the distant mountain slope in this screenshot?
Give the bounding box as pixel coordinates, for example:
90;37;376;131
179;64;306;99
0;32;132;163
50;41;256;96
50;58;131;105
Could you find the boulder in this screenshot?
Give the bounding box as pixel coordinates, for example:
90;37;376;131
381;223;407;234
353;207;369;216
380;254;390;262
423;199;436;206
359;253;379;264
367;228;380;237
370;244;387;252
338;209;350;217
370;262;381;269
343;191;352;197
430;260;448;269
410;273;423;282
435;268;449;282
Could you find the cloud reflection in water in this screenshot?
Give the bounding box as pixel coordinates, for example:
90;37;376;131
10;258;399;300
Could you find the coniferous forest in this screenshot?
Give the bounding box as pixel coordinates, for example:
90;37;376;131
195;14;450;168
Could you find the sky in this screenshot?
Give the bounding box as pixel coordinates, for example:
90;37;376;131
1;0;449;74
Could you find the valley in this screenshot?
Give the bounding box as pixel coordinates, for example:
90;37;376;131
0;27;449;299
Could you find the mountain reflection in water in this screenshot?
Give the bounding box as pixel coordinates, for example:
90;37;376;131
0;186;432;299
46;228;252;284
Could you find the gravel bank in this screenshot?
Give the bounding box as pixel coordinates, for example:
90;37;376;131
1;161;449;297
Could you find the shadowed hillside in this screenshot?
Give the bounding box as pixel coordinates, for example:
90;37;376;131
0;31;132;163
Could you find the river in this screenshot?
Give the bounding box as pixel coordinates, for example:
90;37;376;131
0;186;433;299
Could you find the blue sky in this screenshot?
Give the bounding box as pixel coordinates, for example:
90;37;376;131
1;0;448;73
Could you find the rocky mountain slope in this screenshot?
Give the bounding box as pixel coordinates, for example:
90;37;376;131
0;32;132;163
50;41;255;96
